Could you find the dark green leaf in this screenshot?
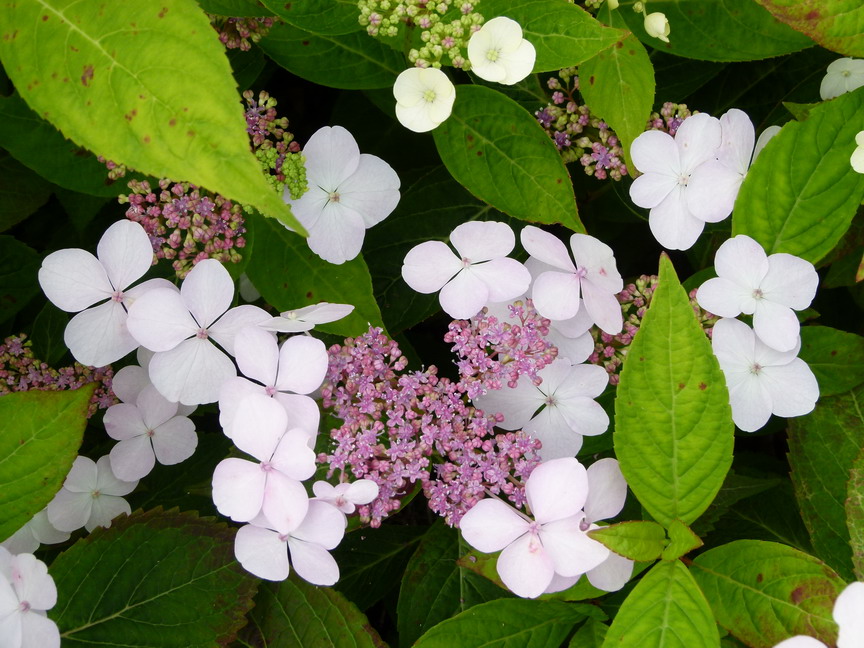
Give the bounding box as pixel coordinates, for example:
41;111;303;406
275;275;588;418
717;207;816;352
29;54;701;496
798;325;864;396
569;619;608;648
260;0;360;35
198;0;275;17
0;152;53;231
434;85;583;232
690;470;781;538
30;302;69;366
0;236;41;324
846;447;864;580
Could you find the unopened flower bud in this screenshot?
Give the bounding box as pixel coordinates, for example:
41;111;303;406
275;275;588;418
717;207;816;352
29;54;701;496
607;0;619;9
644;12;670;42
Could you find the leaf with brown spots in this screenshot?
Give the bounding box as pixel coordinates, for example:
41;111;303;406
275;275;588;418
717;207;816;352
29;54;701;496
691;540;845;648
755;0;864;57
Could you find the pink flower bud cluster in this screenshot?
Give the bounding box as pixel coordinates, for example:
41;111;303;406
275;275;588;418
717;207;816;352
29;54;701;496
209;15;275;51
535;67;628;180
0;334;116;416
320;327;540;528
588;276;718;384
119;178;246;279
645;101;694;137
444;299;558;399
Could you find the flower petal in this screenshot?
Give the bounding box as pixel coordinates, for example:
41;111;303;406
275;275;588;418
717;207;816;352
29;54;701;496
569;234;623;295
20;611;60;648
147;338;236;406
438;268;490;319
760;359;818;419
63;456;97;493
401;240;462;293
581;279;623;335
38;248;112;312
520;225;576;272
64;300;138;367
212;458;266;522
10;553;56;610
287;538;340;586
305;202;367;265
753;300;800;353
675;112;722;171
181;258;234;328
232;394;287;461
474;374;542;430
496;532;554;599
336;154;401;228
137;384;180;429
525;457;588;524
717;108;755;174
86;494;131;531
630;129;680;177
835;581;864;648
234;524;290;581
530;270;581;321
459;498;529;553
108;435;156;481
584;458;627;523
96;220;153;291
111;365;150;404
470;258;531;303
95;455;138;496
696;277;751;319
586;551;633;592
302;125;361;192
271;428;317;481
151;417;197;466
450;221;515;262
761;253;819;311
540;515;610;577
774;638;828;648
46;490;91;532
234;325;279;386
292;500;346;550
648;187;705;251
103;403;147;441
126;287;197;352
261;472;310;535
208;304;270;357
686;159;742;223
275;335;328;395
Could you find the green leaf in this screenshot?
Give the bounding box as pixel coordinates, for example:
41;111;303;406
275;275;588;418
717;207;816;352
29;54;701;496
0;386;93;542
578;34;655;172
569;619;608;648
239;575;387;648
690;540;845;648
691;470;782;538
363;166;507;333
260;23;403;90
51;508;257;647
0;236;41;323
588;521;667;561
602;560;719;648
615;0;814;62
614;254;734;527
661;520;703;561
755;0;864;57
414;598;595;648
434;85;583;232
0;151;52;230
398;522;509;648
480;0;626;71
732;87;864;263
0;93;129;197
787;384;864;581
846;447;864;580
260;0;360;35
198;0;275;17
798;325;864;396
0;0;303;233
30;302;69;366
245;214;385;337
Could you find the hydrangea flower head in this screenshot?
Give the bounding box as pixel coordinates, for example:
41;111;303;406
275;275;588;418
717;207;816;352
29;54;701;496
467;17;536;86
774;581;864;648
711;318;818;432
820;58;864;100
402;221;530;319
37;220;162;367
520;226;623;333
696;235;818;352
459;457;612;598
284;126;400;265
126;258;270;405
0;547;60;648
629;113;722;250
393;67;456;133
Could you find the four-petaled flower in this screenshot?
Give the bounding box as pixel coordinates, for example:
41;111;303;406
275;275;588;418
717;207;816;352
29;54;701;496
696;235;818;352
467;17;536;86
283;126;400;265
0;547;60;648
820;58;864;100
260;302;355;333
402;221;531;319
393;67;456;133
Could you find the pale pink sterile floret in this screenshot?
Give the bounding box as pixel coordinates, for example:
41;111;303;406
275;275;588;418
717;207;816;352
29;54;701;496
696;235;818;352
47;455;138;533
711;318;818;433
459;457;611;599
212;394;316;533
520;226;623;334
112;357;196;417
218;325;326;438
103;384;198;481
312;480;379;515
475;357;609;460
774;581;864;648
0;547;60;648
233;500;346;584
628;112;722;250
1;510;69;555
126;258;270;406
401;221;531;320
37;220;169;367
260;302;355;333
284;125;400;265
686;108;755;223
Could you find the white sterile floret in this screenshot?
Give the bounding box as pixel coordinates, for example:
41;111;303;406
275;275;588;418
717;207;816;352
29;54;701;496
126;259;270;406
47;456;138;533
1;510;69;555
819;58;864;100
475;357;609;459
402;221;530;319
686;109;756;223
260;302;355;333
313;480;379;515
696;235;818;352
773;581;864;648
284;126;400;265
521;226;623;333
459;457;630;599
644;12;670;43
467;17;536;86
103;384;198;481
393;67;456;133
629;113;722;250
711;318;818;432
37;220;170;367
852;131;864;174
0;547;60;648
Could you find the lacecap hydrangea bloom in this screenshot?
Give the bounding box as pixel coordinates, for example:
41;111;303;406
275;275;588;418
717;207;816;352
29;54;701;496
467;16;536;86
393;67;456;133
0;547;60;648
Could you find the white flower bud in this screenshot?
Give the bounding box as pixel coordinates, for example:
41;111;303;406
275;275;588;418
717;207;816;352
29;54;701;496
607;0;619;9
644;12;670;43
